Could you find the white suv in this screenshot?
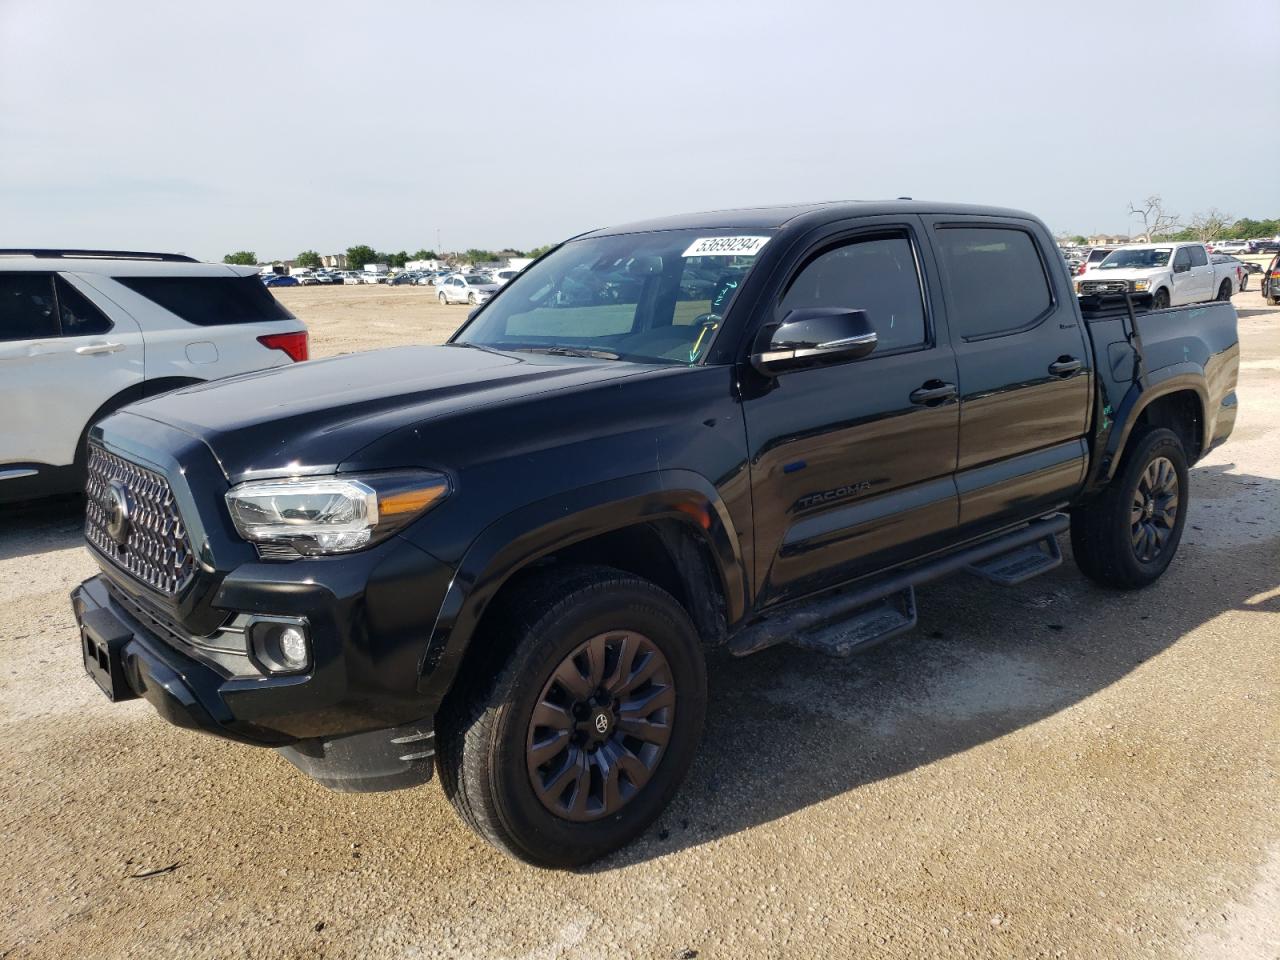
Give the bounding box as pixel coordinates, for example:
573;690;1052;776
0;249;309;503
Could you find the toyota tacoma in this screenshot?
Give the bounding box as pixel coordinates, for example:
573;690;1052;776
72;202;1239;867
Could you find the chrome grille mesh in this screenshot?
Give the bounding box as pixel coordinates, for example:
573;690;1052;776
1078;279;1130;295
85;445;195;594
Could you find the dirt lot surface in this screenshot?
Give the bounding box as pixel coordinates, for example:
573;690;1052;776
2;286;1278;959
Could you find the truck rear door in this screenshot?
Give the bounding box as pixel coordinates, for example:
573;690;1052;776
922;217;1092;534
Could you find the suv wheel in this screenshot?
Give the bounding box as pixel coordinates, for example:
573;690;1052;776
438;566;707;867
1152;288;1171;310
1070;427;1189;589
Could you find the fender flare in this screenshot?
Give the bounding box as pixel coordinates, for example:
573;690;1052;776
416;469;748;695
1101;366;1208;484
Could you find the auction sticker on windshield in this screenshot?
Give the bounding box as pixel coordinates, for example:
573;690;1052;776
682;236;771;257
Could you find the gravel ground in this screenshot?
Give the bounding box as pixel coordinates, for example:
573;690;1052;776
1;286;1277;959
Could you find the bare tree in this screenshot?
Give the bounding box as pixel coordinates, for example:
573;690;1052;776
1186;208;1233;243
1127;195;1181;240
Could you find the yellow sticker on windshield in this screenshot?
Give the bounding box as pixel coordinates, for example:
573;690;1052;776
682;236;770;257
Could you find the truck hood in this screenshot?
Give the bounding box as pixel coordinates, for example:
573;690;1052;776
124;345;650;482
1083;266;1168;281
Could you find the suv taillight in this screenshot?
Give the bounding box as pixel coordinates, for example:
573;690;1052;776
258;331;309;362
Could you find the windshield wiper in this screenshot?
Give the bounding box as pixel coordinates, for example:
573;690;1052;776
446;341;515;357
509;345;623;361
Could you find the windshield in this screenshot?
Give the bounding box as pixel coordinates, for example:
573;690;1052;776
453;229;773;364
464;275;489;284
1099;248;1172;269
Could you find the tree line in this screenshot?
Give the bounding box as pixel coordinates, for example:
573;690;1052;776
223;244;556;269
1058;197;1279;246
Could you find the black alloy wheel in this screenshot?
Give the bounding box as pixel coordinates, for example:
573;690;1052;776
1130;456;1179;563
1071;426;1189;589
436;565;707;867
526;630;674;822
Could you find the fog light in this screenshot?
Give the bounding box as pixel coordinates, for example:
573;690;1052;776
278;627;308;668
246;617;311;675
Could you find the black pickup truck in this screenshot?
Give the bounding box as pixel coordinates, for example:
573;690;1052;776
72;202;1239;867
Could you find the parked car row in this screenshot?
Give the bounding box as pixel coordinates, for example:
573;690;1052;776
1207;238;1280;255
260;265;528;294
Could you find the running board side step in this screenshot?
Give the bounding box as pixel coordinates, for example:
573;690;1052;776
728;514;1069;658
965;533;1062;586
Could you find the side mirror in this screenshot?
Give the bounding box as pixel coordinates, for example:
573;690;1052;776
1173;262;1190;274
750;307;877;376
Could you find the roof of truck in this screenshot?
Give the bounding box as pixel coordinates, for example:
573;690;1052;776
581;200;1038;238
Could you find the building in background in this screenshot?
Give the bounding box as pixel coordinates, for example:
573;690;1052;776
321;253;348;269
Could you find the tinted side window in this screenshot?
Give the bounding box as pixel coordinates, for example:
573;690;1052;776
1187;245;1209;267
1173;248;1191;270
934;227;1052;340
114;275;295;325
779;234;926;352
55;276;113;336
0;273;58;342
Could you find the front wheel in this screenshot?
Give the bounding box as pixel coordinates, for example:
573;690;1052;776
1070;427;1189;589
1152;288;1171;310
468;292;478;305
437;566;707;867
438;293;448;304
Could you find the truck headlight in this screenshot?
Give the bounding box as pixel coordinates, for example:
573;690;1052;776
1131;279;1151;292
225;470;449;556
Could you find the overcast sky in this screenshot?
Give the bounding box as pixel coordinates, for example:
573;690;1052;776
2;0;1278;261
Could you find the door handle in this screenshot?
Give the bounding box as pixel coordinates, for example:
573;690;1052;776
909;380;957;405
75;341;124;356
1048;356;1082;377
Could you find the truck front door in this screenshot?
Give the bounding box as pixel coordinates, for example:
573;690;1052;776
1186;244;1215;301
742;219;960;608
1169;247;1200;305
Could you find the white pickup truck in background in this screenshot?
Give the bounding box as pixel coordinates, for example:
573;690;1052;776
1076;242;1237;309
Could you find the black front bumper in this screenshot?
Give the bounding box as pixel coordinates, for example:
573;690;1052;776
73;571;439;792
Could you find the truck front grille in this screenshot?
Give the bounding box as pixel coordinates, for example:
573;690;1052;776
1078;279;1130;295
85;444;196;595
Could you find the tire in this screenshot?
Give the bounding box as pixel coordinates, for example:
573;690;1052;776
1216;279;1233;301
1070;426;1189;589
437;566;707;868
438;293;448;304
468;292;478;305
1152;288;1170;310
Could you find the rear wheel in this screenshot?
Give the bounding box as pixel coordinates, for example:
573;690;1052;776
1152;288;1171;310
438;566;707;867
1216;279;1233;301
1070;427;1188;589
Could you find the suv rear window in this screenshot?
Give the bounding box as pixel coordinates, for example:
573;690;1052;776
114;275;295;325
